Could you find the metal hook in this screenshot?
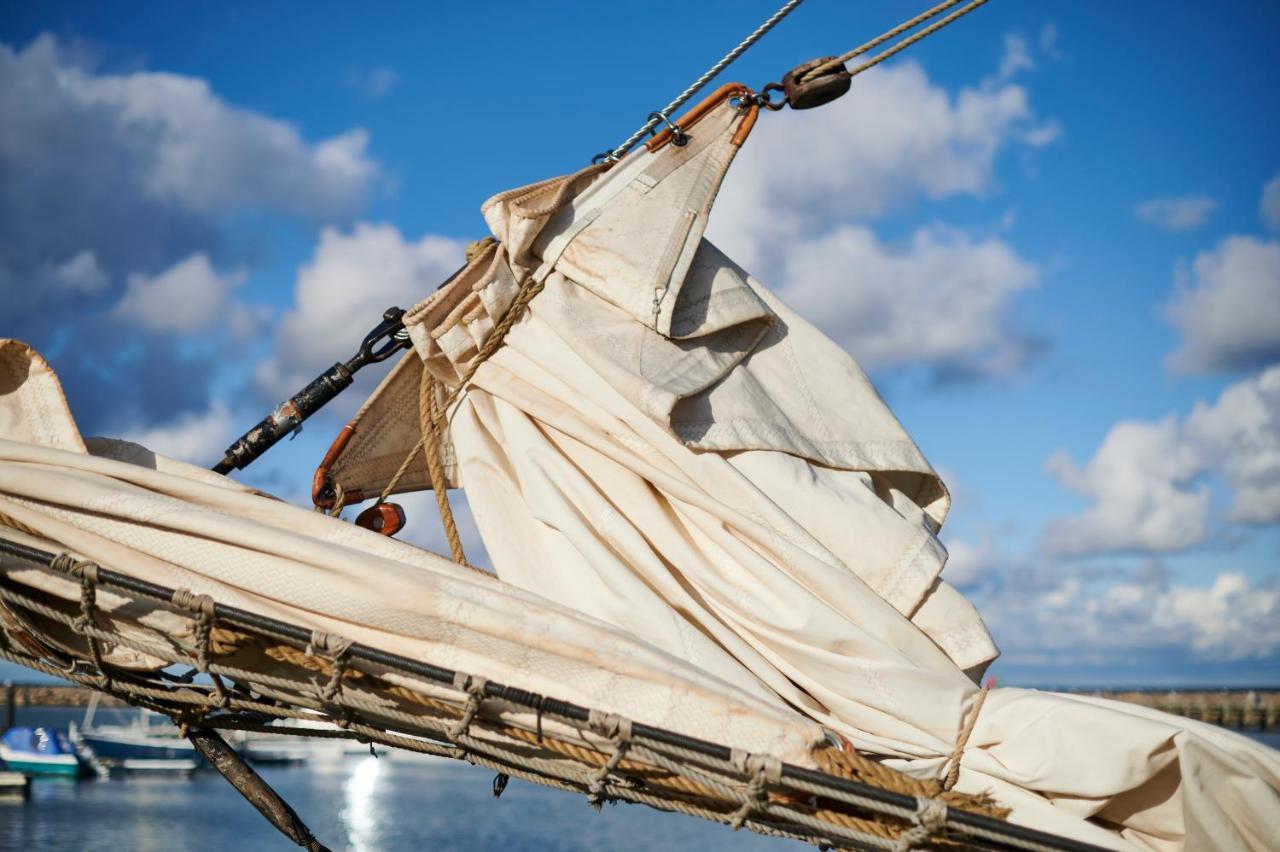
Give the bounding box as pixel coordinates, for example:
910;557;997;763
647;111;689;147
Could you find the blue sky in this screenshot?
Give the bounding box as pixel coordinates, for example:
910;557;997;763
2;0;1278;687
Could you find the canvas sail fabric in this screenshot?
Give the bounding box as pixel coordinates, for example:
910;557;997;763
0;339;824;767
323;87;1280;849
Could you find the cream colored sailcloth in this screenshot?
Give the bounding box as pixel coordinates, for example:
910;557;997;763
321;87;1279;850
1;82;1276;850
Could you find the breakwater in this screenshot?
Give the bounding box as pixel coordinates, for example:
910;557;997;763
2;682;125;710
1067;689;1280;729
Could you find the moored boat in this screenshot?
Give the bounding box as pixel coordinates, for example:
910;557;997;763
71;695;200;774
0;726;90;778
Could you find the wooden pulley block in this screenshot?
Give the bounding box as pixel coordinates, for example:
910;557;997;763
356;502;406;537
782;57;852;110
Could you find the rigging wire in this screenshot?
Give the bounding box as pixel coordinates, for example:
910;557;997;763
599;0;993;162
600;0;807;162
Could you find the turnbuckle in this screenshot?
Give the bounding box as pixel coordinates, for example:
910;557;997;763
212;307;413;475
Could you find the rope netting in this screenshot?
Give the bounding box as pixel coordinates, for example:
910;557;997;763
0;535;1101;852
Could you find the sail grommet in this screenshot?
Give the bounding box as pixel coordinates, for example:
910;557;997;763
781;56;852;110
647;111;689;147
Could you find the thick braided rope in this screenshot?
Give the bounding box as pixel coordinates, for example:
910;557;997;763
0;509;40;537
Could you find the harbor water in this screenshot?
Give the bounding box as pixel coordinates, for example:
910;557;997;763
4;707;1279;851
1;707;792;851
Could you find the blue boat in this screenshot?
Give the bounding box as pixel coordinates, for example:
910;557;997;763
0;727;90;777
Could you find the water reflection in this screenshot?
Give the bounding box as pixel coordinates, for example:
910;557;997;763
341;755;383;850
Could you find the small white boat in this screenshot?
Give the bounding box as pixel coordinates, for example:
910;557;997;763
72;695;200;774
228;717;389;764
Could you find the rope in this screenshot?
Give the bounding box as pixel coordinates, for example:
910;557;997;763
377;273;547;508
603;0;807;161
942;684;988;791
419;369;468;565
800;0;991;84
894;796;949;851
586;709;634;808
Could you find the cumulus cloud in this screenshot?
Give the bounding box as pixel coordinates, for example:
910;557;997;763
978;561;1280;665
1165;235;1280;373
1134;195;1217;231
112;253;248;334
778;224;1038;375
0;34;380;436
1184;366;1280;524
706;56;1052;378
121;404;235;466
1262;173;1280;232
1044;366;1280;555
1;37;376;221
1044;417;1209;554
941;535;1000;589
1;35;377;317
256;223;466;399
710;59;1056;270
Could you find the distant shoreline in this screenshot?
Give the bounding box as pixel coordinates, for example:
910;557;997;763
3;683;128;709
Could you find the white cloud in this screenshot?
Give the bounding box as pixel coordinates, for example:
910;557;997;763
256;223;466;398
1134;194;1217;231
122;404;234;466
1261;173;1280;233
1044;366;1280;555
705;55;1052;379
1165;235;1280;373
942;535;999;588
1152;572;1280;660
979;562;1280;663
710;59;1055;271
1;34;379;328
37;40;378;218
777;224;1038;375
1044;417;1210;554
1184;365;1280;524
113;253;248;334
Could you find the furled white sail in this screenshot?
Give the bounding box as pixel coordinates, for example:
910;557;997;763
321;86;1280;850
